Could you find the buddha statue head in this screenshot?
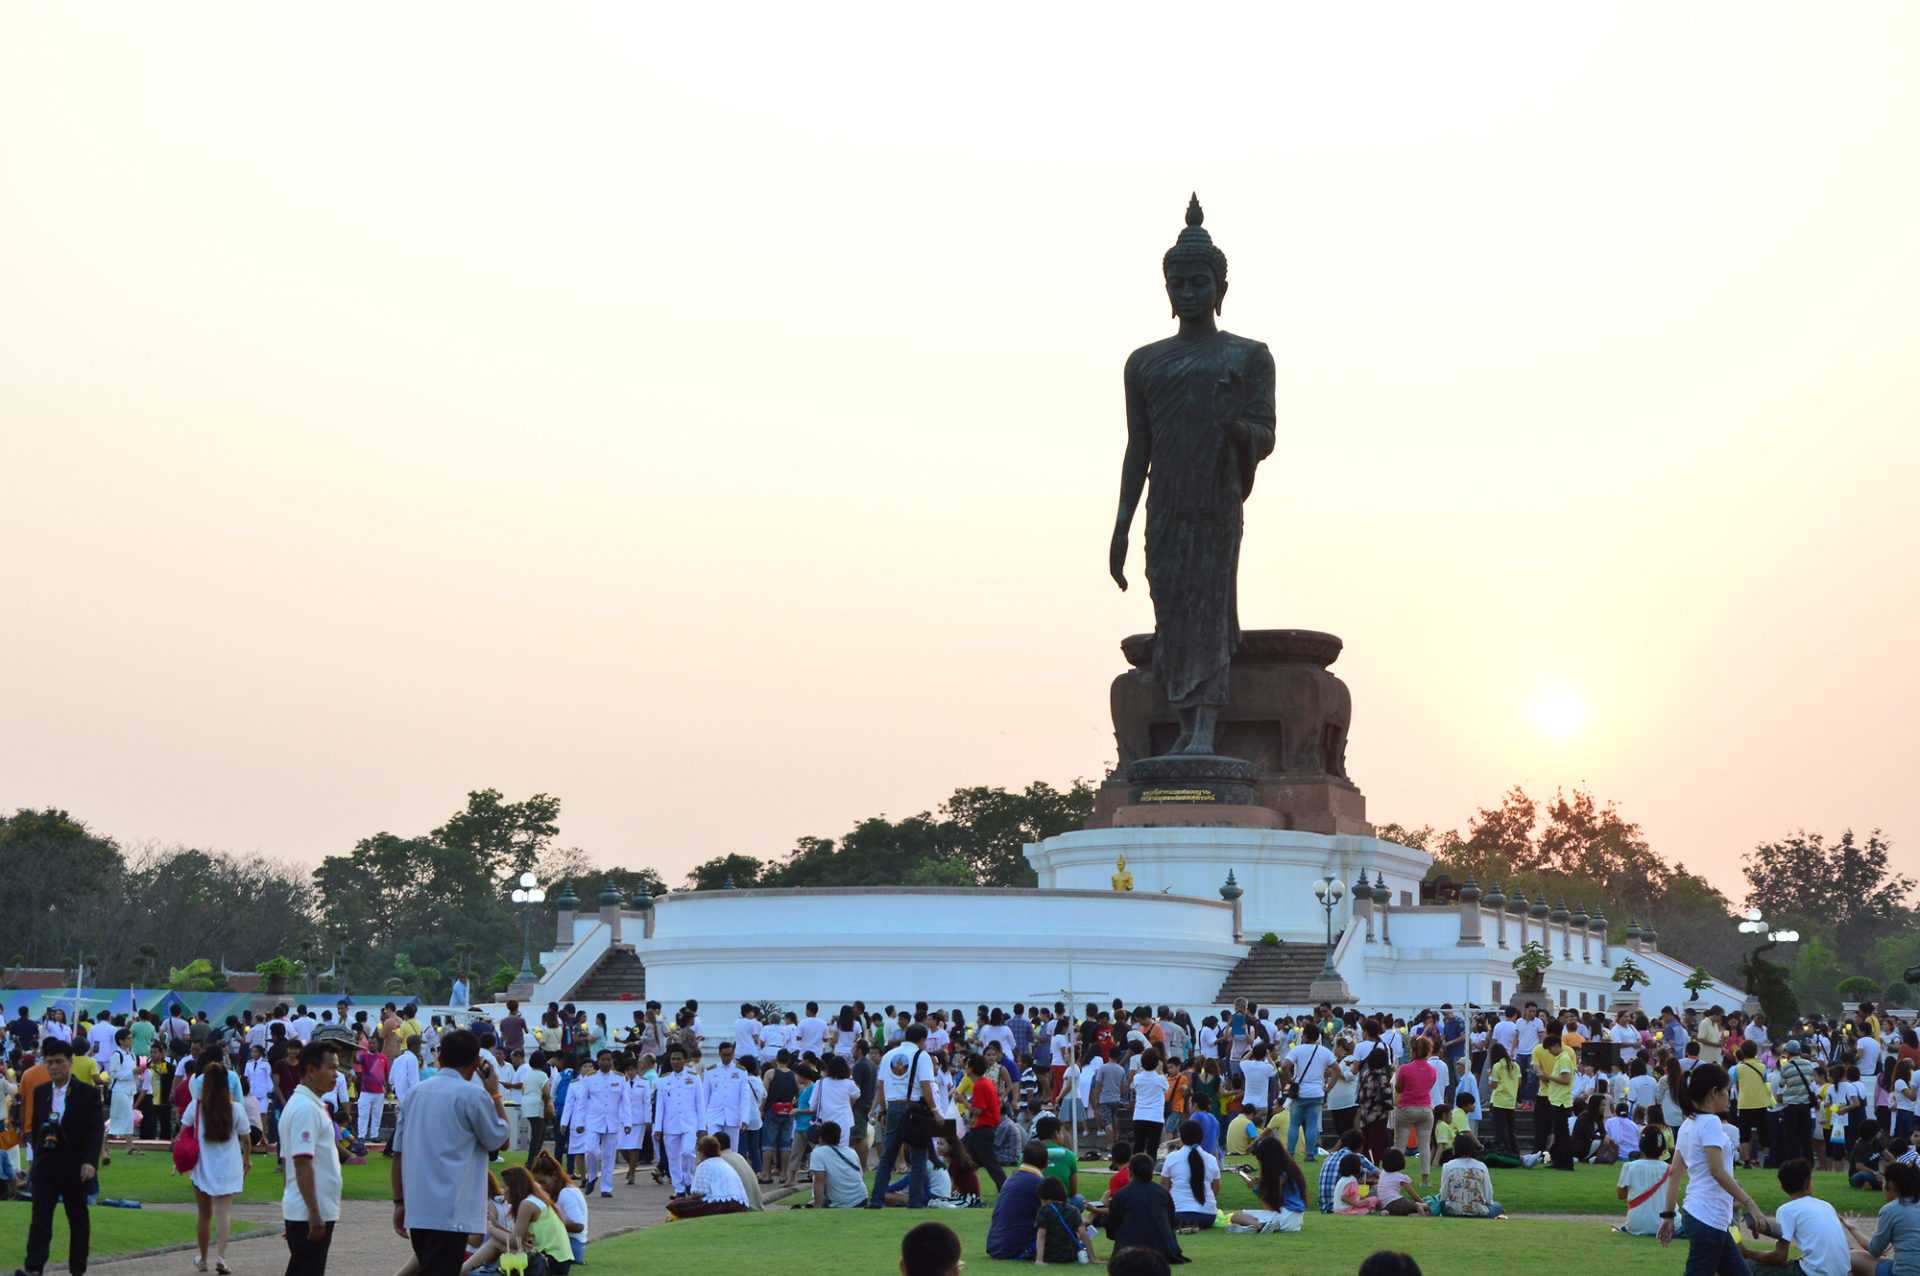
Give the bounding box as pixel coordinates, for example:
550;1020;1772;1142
1163;193;1229;320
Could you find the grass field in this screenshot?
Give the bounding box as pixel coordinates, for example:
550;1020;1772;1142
590;1206;1684;1275
85;1149;397;1205
1190;1158;1866;1217
0;1200;266;1264
582;1159;1875;1275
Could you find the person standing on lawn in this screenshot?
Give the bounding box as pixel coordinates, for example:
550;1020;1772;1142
16;1039;102;1276
390;1028;512;1276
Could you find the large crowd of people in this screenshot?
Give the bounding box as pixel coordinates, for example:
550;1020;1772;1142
2;991;1917;1276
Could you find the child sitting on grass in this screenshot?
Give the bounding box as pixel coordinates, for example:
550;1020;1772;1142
1034;1175;1098;1264
1332;1153;1383;1214
1374;1148;1423;1216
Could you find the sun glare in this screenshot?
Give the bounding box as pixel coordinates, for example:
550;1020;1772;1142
1531;687;1589;738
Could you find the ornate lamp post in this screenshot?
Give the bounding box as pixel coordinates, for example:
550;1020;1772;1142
1310;874;1353;1004
510;871;547;988
1312;875;1346;969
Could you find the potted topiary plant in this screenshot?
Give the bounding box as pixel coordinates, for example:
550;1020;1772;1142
255;954;297;996
1511;940;1554;992
1683;968;1714;1001
1612;956;1651;994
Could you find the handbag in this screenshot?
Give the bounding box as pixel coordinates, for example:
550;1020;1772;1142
172;1120;200;1173
898;1049;936;1148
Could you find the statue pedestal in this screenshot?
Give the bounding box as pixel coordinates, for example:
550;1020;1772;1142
1610;991;1642;1017
1090;630;1371;835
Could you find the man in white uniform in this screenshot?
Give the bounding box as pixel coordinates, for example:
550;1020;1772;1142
655;1046;708;1194
582;1050;627;1197
702;1042;750;1154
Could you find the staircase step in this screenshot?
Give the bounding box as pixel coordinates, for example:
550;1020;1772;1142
1213;941;1333;1007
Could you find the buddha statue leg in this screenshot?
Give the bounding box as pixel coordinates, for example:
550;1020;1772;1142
1183;706;1221;755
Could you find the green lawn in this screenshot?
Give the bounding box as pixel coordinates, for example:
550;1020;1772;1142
1193;1158;1863;1216
589;1206;1683;1274
89;1149;397;1205
0;1200;266;1263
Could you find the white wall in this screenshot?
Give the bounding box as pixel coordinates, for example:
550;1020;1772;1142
1024;827;1432;941
634;887;1246;1010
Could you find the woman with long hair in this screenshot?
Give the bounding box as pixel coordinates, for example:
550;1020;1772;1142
1227;1131;1307;1232
1484;1042;1521;1156
530;1151;590;1267
462;1163;575;1275
184;1060;250;1274
1657;1061;1767;1274
1159;1118;1220;1232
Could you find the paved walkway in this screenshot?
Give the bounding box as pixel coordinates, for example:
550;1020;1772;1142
78;1167;706;1275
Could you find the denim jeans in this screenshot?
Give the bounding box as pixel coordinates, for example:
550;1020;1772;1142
1287;1097;1324;1162
1681;1210;1752;1276
867;1100;929;1207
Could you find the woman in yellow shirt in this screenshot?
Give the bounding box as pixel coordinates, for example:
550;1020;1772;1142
1485;1043;1522;1156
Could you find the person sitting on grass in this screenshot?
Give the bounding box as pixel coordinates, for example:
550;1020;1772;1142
900;1220;964;1276
1332;1153;1383;1214
1036;1174;1100;1264
1318;1129;1380;1214
664;1135;750;1219
529;1152;589;1267
1434;1131;1502;1217
1736;1156;1868;1276
1616;1126;1674;1235
1852;1121;1888;1192
1861;1160;1920;1276
986;1142;1051;1259
808;1120;867;1209
1372;1148;1422;1216
1088;1140;1132;1228
883;1136;958;1207
1103;1153;1186;1265
459;1164;575;1275
1224;1102;1259;1155
1160;1119;1220;1233
1226;1132;1307;1233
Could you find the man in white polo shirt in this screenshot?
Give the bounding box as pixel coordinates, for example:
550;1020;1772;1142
281;1041;344;1275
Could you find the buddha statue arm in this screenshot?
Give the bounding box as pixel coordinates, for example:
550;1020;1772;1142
1110;353;1151;591
1228;342;1278;497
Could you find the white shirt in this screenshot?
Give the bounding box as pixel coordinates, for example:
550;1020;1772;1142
878;1043;936;1103
1490;1019;1520;1058
1428;1057;1451;1108
1628;1073;1659;1113
1160;1146;1220;1215
280;1086;344;1222
1283;1042;1332;1100
1677;1112;1738;1230
1776;1195;1851;1276
389;1052;422;1102
1513;1018;1543;1057
978;1024;1016;1058
1617;1157;1671;1235
1131;1069;1169;1122
1239;1058;1277;1110
519;1067;550;1119
733;1018;764;1059
290;1016;317;1044
88;1021;118;1058
691;1155;748;1204
796;1017;827;1056
1196;1026;1217;1058
50;1081;69;1119
1743;1022;1769;1048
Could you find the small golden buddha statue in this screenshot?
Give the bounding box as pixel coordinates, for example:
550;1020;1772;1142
1111;853;1134;892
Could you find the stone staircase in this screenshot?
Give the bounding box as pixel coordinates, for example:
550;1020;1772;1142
565;945;647;1002
1212;940;1333;1008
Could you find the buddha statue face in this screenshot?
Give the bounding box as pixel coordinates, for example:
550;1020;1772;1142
1165;259;1224;321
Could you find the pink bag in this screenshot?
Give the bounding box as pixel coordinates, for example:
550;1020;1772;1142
173;1104;200;1173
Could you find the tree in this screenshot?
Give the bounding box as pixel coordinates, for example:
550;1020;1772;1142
685;854;765;891
0;809;125;969
535;846;667;901
1537;789;1669;916
944;781;1095;887
432;789;562;880
1744;830;1914;941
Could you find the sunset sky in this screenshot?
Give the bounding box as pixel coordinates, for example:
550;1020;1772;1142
4;5;1915;899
